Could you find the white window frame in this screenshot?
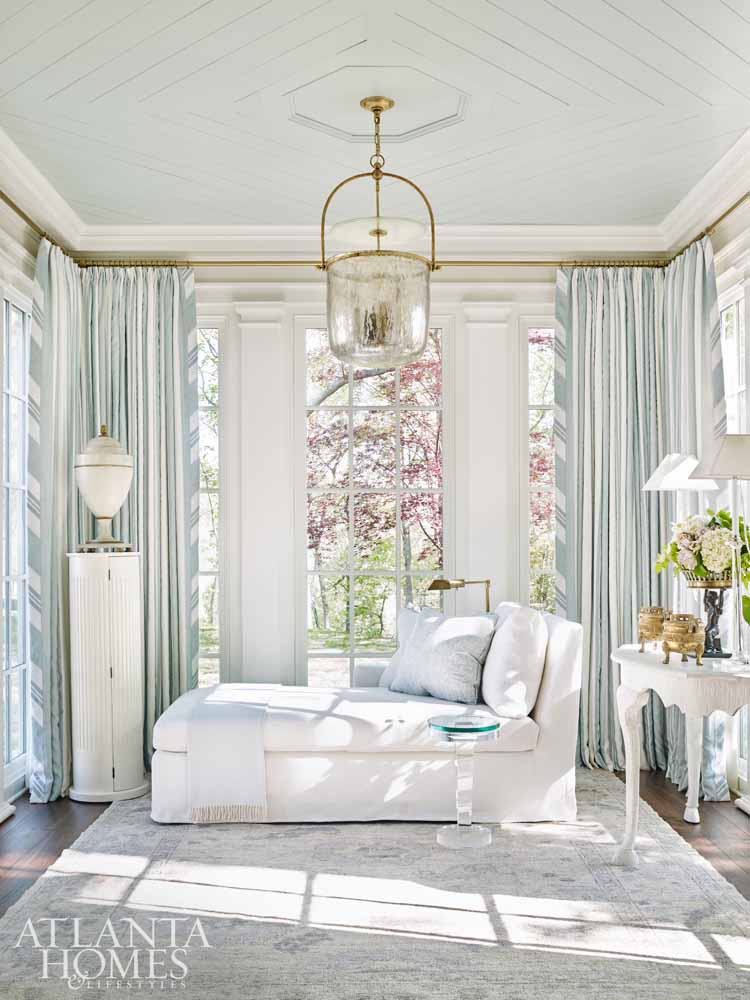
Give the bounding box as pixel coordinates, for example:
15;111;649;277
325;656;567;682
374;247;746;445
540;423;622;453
196;318;227;686
1;285;31;799
519;316;557;611
719;288;749;793
293;314;456;685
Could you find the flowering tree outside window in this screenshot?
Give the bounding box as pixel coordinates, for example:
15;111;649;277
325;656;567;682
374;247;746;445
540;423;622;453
528;328;555;611
198;327;220;687
305;328;444;686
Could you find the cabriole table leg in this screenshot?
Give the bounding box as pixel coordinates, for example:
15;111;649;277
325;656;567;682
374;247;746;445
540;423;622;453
612;685;649;867
684;716;703;824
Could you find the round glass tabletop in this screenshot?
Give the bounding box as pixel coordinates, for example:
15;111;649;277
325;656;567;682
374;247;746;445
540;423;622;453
428;713;501;735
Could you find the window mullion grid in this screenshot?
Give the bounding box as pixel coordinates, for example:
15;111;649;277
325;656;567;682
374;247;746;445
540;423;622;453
347;367;355;682
395;367;402;623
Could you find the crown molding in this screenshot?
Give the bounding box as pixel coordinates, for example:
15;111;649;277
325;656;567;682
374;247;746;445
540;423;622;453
0;124;83;249
74;222;667;260
660;129;750;254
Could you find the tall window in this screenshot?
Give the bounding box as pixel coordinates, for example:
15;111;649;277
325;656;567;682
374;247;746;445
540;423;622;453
198;327;220;687
2;298;29;766
721;297;748;785
528;327;555;611
305;328;444;686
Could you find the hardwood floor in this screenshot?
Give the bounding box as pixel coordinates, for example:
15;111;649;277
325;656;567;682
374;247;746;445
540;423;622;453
0;774;749;919
617;769;750;900
0;793;108;917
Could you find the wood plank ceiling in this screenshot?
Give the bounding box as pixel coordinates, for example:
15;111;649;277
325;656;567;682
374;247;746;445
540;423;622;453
0;0;748;226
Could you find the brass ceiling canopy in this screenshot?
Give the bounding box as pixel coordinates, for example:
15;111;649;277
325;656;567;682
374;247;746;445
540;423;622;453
320;96;438;369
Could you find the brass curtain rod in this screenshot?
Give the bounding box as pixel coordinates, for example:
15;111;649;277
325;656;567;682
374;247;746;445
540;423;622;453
2;187;749;271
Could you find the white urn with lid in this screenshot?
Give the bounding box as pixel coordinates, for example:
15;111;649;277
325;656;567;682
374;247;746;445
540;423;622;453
75;425;133;549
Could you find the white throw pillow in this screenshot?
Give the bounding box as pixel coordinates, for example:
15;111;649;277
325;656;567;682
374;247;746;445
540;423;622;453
482;607;548;718
378;607;440;688
389;613;497;703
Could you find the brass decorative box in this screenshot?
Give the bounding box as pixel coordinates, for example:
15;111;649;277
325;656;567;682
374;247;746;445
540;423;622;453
638;607;670;652
662;613;704;665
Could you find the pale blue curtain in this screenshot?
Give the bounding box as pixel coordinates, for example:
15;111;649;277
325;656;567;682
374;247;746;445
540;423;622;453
28;241;199;801
27;241;82;802
80;266;200;764
555;237;729;798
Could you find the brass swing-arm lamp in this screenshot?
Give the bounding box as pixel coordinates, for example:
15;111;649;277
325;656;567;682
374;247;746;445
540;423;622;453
427;577;492;613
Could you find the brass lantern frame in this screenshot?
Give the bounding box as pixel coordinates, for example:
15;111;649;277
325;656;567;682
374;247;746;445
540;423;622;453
318;97;438;273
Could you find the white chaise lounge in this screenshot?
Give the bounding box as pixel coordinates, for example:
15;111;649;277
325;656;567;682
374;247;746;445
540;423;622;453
151;609;582;824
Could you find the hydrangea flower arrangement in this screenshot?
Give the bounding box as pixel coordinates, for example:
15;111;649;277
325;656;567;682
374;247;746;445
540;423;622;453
655;508;750;585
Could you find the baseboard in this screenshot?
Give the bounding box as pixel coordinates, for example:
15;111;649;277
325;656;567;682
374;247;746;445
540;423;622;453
736;795;750;818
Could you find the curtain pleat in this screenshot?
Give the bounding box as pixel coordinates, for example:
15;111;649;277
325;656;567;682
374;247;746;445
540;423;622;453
27;241;199;801
555;238;729;798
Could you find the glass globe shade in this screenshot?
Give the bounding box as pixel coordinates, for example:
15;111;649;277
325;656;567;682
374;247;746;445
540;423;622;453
328;216;427;246
326;253;430;368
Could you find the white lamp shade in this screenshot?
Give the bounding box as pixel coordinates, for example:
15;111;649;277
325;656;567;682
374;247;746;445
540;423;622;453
690;434;750;481
643;453;718;491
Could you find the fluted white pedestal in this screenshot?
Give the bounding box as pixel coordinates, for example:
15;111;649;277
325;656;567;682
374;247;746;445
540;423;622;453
68;553;149;802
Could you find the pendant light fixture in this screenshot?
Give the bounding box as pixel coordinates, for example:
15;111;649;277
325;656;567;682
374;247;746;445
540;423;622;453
320;97;438;369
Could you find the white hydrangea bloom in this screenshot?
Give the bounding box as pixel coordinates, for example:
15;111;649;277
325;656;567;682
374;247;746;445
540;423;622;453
700;527;734;573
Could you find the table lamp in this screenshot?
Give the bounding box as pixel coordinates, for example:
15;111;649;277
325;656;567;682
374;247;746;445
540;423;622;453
690;434;750;666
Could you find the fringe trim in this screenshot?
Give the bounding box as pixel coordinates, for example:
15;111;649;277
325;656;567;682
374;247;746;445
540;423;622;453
190;803;267;824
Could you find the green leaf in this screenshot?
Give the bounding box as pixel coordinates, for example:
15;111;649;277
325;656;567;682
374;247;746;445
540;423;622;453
743;595;750;627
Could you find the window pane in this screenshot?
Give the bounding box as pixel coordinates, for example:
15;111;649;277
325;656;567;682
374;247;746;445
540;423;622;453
740;298;746;390
307;410;349;488
401;492;442;570
198;657;219;688
401;411;441;488
308;574;349;652
352;367;396;405
399;328;442;407
402;575;443;611
8;305;26;397
5;579;25;668
530;491;555;570
353;493;396;568
199;407;218;490
307;493;349;569
7;396;24;485
199;493;219;572
197;328;218;408
353;410;396;488
199;575;219;654
307;328;349;406
530;572;555;612
308;657;350;688
529;408;554;488
529;328;554;406
354;576;396;652
722;304;738;399
7;668;25;760
8;488;24;576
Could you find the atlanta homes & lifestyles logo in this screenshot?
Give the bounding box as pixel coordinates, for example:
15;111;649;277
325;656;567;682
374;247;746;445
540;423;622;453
14;915;213;991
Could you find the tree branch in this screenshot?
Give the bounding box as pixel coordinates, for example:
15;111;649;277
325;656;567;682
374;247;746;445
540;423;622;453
310;368;394;408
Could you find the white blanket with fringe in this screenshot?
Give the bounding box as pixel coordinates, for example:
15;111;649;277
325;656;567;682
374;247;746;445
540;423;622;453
187;684;280;823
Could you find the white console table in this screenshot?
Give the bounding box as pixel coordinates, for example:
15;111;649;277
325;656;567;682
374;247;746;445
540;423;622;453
611;644;750;867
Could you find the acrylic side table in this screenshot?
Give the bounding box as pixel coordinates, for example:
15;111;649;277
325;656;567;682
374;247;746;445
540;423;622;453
610;644;750;867
428;713;501;848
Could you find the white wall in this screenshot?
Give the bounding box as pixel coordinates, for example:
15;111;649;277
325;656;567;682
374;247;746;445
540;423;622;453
196;272;555;683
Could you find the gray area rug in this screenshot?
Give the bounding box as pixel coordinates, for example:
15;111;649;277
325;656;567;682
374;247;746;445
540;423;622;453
1;769;749;999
